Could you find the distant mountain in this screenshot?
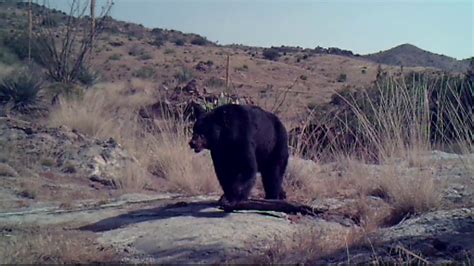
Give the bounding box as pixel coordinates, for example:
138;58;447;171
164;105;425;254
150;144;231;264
363;44;470;73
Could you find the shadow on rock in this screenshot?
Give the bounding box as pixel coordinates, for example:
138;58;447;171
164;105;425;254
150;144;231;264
78;200;230;232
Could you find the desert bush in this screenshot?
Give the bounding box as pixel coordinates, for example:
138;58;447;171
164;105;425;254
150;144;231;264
138;53;153;60
134;66;156;79
204;76;225;88
12;1;113;84
190;36;207;46
0;46;19;65
174;66;194;83
0;67;43;111
108;54;122;61
234;64;249;72
164;48;175;55
151;28;164;35
128;46;146;57
174;39;185;46
262;48;280;61
337;73;347;82
3;33;43;64
150;37;165;48
40;16;60;27
77;66;100;87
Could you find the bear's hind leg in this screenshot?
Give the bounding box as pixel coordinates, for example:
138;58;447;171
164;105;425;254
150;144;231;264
261;165;286;200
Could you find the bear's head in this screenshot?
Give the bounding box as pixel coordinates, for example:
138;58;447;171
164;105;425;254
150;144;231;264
189;111;221;153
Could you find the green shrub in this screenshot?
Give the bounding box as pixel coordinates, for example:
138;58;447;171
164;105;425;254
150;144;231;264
191;36;207;46
134;66;156;79
262;48;280;61
41;16;60;27
0;68;43;111
174;67;194;83
108;53;122;60
151;37;165;48
300;75;308;81
174;39;185;46
3;34;42;64
128;46;146;57
77;66;100;87
337;73;347;82
0;47;18;65
164;49;175;55
138;53;153;60
204;77;225;88
235;64;249;72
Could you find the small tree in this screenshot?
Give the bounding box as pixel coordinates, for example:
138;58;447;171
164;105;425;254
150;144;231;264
191;36;207;46
175;39;185;46
30;0;114;84
262;48;280;61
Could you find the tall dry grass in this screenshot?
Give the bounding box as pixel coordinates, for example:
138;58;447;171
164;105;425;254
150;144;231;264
285;74;470;224
48;80;219;194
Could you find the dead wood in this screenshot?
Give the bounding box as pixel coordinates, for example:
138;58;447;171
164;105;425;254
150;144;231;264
219;198;359;226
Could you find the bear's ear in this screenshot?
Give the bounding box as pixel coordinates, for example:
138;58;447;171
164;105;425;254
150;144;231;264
193;103;207;120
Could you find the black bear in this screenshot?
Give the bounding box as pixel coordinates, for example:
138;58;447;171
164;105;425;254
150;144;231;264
189;104;289;207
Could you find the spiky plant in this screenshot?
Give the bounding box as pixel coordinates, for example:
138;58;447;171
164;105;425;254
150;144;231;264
0;68;43;111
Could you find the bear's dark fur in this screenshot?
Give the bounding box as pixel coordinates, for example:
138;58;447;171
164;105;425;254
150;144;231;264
189;104;289;207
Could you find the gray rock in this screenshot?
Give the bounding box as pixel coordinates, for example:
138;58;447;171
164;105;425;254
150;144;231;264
0;163;18;177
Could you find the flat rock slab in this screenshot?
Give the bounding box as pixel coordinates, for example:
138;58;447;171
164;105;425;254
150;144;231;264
0;193;349;263
89;200;347;263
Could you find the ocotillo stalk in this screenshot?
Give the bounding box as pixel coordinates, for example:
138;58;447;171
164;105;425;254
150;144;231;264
225;54;230;90
28;0;32;62
90;0;96;48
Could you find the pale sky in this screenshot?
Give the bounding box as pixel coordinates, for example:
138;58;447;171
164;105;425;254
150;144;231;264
47;0;473;59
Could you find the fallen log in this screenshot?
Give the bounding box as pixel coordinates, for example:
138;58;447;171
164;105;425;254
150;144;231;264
218;198;359;226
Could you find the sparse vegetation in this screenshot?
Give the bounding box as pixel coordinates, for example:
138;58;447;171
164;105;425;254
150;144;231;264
191;36;207;46
77;66;100;87
164;48;175;55
204;76;225;88
337;73;347;82
0;2;471;264
134;66;156;79
0;46;19;65
174;66;194;83
262;48;280;61
174;39;185;46
0;225;118;264
0;67;43;111
108;53;122;61
25;1;112;84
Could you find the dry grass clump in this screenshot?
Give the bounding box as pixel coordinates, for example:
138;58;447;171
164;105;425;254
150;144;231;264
143;114;219;194
284;157;324;203
48;80;219;194
244;225;362;264
0;225;117;264
372;164;440;225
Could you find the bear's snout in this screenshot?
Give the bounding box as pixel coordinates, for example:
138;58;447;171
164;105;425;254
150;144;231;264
189;135;205;153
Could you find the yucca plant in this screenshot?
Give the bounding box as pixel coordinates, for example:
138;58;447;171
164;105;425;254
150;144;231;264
0;68;43;111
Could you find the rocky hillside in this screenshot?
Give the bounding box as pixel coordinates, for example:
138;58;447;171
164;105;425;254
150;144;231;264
1;2;468;122
363;43;470;73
